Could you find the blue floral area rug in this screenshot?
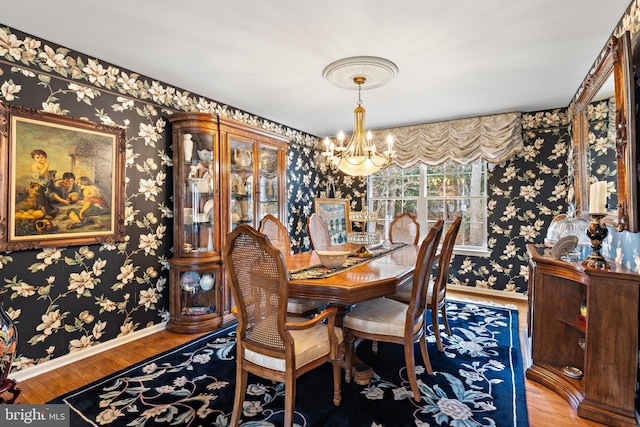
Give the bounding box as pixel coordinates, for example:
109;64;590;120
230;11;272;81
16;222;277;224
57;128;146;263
50;300;528;426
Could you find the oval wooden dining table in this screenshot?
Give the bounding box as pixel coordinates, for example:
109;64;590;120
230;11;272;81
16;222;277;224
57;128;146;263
284;244;420;385
284;244;420;307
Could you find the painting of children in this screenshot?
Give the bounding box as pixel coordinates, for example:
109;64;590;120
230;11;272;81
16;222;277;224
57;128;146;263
29;149;50;184
1;102;125;251
67;176;110;230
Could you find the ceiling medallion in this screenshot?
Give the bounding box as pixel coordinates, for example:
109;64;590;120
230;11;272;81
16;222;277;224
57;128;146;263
322;56;399;90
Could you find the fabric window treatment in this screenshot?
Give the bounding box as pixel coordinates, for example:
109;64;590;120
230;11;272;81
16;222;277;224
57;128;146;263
365;112;523;167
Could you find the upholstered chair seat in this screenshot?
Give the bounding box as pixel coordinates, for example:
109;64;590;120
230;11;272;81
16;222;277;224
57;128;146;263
246;315;344;372
343;298;424;337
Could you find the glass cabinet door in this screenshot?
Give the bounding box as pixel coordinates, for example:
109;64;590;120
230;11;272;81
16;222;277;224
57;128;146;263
168;261;222;333
229;138;254;230
257;144;280;223
177;267;219;316
181;131;217;254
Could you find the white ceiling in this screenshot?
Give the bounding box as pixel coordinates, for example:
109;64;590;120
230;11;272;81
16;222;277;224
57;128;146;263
1;0;632;138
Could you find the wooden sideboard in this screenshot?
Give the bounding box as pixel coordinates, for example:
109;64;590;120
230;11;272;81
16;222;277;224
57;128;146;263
526;244;639;426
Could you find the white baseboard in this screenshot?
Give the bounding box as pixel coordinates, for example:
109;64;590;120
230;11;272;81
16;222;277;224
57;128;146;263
447;284;528;301
11;322;168;382
11;288;525;382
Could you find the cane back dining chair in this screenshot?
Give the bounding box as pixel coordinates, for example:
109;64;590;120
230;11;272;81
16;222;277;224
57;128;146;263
259;214;327;317
259;214;292;255
390;212;421;245
342;219;444;401
223;225;343;426
388;215;462;352
308;213;331;250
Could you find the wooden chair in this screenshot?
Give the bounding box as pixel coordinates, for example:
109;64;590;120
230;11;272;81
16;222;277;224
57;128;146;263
390;212;421;245
259;214;291;255
308;213;331;250
342;220;444;401
223;225;343;427
259;214;327;317
388;216;462;352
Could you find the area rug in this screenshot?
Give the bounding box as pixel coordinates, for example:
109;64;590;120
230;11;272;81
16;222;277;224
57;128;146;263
50;300;528;426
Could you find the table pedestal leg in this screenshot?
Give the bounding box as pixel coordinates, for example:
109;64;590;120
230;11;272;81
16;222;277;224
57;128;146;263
330;303;376;385
349;338;374;385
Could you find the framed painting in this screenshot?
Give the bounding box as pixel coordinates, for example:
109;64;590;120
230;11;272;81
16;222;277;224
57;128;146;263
314;198;351;244
0;102;126;251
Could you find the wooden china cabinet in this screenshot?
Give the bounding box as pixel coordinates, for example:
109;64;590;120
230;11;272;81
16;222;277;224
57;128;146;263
218;116;288;234
166;112;288;333
525;244;640;426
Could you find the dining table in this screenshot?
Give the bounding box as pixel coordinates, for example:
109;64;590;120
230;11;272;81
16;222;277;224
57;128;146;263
284;243;421;385
285;243;420;307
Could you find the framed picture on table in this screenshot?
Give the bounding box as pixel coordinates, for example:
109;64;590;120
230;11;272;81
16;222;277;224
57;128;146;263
314;198;351;244
0;101;126;251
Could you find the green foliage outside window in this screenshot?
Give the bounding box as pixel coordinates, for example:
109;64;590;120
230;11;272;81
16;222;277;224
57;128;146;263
369;160;487;248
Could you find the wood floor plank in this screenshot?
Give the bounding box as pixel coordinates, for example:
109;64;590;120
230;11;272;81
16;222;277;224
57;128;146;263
6;291;609;426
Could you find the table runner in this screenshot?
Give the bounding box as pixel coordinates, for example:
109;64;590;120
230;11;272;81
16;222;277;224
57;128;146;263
289;242;407;280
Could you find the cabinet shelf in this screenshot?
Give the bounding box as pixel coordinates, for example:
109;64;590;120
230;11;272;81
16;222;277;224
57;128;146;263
557;318;585;333
182;306;216;316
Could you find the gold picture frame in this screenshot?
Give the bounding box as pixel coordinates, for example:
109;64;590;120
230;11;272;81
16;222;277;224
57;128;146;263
0;102;126;251
314;198;351;245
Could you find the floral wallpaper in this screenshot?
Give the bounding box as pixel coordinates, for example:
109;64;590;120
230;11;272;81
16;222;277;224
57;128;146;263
449;110;573;292
2;1;640;378
0;24;319;375
587;98;619;209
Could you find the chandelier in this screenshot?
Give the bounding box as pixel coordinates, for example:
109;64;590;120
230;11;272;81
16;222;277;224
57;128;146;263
321;56;398;177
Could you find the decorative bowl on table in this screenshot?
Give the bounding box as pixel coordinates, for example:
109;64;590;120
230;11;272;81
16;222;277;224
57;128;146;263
316;250;351;268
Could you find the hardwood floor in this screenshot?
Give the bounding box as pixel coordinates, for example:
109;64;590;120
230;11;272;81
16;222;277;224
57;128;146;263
10;291;608;426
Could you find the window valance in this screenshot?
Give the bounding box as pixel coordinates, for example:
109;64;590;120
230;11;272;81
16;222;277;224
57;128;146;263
369;112;523;167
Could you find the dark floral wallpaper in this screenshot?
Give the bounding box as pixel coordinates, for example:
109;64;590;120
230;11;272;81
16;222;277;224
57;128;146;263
448;110;573;293
587;98;619;210
0;24;319;375
1;11;640;379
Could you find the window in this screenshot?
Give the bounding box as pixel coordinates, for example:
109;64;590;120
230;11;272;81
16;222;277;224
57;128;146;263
369;159;488;255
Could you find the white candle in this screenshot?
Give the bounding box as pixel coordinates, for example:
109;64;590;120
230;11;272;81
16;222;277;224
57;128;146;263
589;181;607;213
